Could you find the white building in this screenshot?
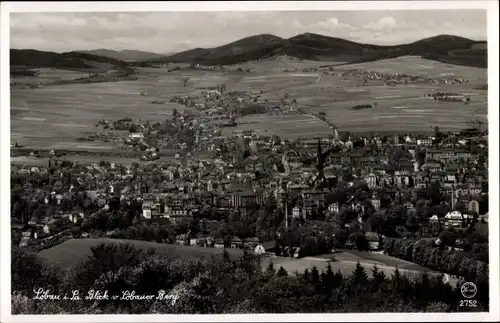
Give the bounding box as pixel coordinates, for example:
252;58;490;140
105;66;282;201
129;132;144;140
328;203;339;214
371;199;381;210
417;139;432;146
444;211;472;227
254;244;266;255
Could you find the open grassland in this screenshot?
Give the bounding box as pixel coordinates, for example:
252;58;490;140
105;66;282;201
37;238;244;270
11;56;487;150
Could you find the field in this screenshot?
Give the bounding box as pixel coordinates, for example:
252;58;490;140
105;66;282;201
11;56;488;151
37;238;244;270
232;55;346;73
11;68;92;87
340;56;487;84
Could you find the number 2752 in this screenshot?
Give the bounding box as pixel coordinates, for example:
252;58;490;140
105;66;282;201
460;300;478;307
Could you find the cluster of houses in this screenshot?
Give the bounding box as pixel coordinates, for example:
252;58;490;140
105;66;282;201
324;68;470;85
174;233;269;255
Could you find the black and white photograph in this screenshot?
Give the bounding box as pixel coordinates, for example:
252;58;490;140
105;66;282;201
1;1;499;322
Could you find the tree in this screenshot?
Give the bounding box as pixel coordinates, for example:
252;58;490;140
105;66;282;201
71;226;81;238
265;261;276;276
321;263;335;297
352;261;369;286
303;268;310;283
277;266;288;277
405;215;419;233
129;124;138;133
310;266;320;285
439;229;457;246
371;265;386;292
454;202;466;215
349;232;370;251
11;247;60;298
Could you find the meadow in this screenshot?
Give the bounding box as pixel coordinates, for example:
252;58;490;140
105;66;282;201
11;56;488;151
37;238;244;270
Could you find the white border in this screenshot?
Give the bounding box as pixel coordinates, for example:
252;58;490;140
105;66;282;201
1;1;499;322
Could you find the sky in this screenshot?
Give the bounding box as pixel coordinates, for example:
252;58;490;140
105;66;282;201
10;10;487;54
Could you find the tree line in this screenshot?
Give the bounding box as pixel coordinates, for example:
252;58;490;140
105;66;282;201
11;242;488;314
383;237;488;301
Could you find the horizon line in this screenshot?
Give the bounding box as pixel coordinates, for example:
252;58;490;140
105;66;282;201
9;32;488;56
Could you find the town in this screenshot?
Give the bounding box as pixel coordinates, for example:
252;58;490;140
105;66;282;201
11;100;489;265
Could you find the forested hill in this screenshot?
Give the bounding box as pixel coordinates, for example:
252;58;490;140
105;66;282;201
141;33;487;68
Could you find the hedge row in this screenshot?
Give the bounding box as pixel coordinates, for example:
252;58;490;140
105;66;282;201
383;238;489;282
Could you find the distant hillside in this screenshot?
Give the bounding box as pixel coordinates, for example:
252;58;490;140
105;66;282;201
77;49;165;61
142;33;487;68
10;49;131;72
143;34;284;64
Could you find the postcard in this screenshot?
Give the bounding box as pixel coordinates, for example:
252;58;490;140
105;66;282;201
1;1;498;322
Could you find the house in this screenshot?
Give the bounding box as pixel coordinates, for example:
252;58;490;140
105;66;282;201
189;238;197;246
293;247;301;258
467;200;480;214
422;161;441;172
214;238;225;248
22;229;32;238
444;211;468;227
176;234;189;245
454;149;472;160
165;203;189;219
292;206;301;218
254;244;266;255
196;238;207;247
129;132;144;140
69;212;84;224
364;173;377;188
365;232;380;250
328;202;340;214
244;237;260;250
429;215;440;224
230;236;243;249
28;217;38;226
417;138;432;146
479;212;489;223
206;237;215;247
231;191;257;208
371;198;381;210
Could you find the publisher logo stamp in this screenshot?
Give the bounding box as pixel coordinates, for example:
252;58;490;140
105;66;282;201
460;282;477;299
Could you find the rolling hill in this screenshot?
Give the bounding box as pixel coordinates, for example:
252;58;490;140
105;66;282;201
152;34;284;64
10;49;131;72
142;33;487;68
76;49;166;61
